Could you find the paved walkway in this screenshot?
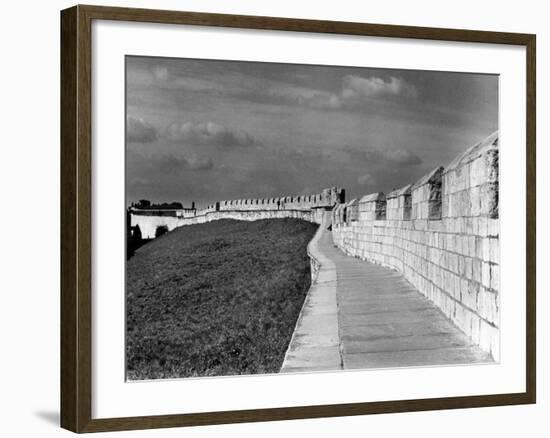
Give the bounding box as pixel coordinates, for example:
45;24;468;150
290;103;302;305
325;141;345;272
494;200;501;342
280;215;341;373
281;218;492;373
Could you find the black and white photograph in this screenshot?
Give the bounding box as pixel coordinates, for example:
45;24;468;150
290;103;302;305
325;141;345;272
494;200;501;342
125;56;500;381
1;0;544;435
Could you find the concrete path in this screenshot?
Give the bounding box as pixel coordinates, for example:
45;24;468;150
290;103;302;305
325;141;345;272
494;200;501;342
281;219;492;373
280;215;342;373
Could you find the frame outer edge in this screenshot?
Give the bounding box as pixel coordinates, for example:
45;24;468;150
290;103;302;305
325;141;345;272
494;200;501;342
61;4;94;433
60;4;537;432
77;3;94;432
60;5;79;433
76;4;534;44
525;34;536;403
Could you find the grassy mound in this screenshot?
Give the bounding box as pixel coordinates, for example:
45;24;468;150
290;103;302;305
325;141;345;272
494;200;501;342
126;218;318;380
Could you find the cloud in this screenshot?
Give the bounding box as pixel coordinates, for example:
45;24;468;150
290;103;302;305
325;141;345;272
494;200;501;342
149;64;242;95
146;61;417;113
266;75;417;111
268;86;342;109
348;146;423;167
342;75;418;100
164;121;258;147
275;143;420;172
277;146;341;164
381;148;423;166
129;177;151;186
152;65;169;81
357;173;376;185
163;76;224;93
156;153;214;172
127;116;157;143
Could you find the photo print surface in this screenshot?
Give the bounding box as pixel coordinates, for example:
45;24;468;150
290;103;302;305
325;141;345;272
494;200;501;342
125;55;499;381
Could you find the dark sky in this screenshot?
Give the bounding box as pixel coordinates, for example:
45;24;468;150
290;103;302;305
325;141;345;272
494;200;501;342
126;56;498;207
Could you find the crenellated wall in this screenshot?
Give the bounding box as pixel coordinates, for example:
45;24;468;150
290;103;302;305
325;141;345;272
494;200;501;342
129;133;500;359
130;187;344;239
332;131;499;359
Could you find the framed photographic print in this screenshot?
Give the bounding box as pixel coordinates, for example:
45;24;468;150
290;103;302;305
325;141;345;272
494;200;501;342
60;4;536;433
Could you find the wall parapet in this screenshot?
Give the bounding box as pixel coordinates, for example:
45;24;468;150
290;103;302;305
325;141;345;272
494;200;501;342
387;184;412;221
442;131;499;220
345;199;359;225
332;131;500;360
412;166;443;220
359;192;386;221
130;187;344;239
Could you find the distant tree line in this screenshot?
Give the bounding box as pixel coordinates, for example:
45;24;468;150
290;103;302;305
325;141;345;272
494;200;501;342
130;199;196;210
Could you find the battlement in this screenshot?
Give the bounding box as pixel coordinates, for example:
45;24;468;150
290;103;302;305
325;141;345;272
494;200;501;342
130;187;345;239
128;132;499;360
332;131;500;360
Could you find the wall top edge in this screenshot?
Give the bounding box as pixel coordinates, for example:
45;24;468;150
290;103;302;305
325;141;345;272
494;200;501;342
360;192;386;203
444;131;499;173
412;166;444;190
387;184;412;199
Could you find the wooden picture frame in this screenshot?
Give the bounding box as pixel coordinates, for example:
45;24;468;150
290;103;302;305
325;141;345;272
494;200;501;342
60;4;536;433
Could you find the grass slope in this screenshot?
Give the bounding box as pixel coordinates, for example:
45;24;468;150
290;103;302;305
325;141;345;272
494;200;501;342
126;218;318;380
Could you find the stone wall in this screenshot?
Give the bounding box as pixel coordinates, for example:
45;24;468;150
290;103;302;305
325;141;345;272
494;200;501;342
332;132;500;360
130;187;344;239
217;187;345;212
128;133;500;359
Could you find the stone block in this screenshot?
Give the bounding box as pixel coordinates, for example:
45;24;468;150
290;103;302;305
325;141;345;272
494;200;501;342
446;194;456;218
472;258;482;283
477;288;498;324
451;217;461;233
453;304;472;335
455;235;464;254
485;147;499;184
468;236;476;258
464;257;473;280
454;164;470;193
442;172;453;196
449;253;459;273
464;217;474;235
460;277;468;297
480;182;499;219
412;167;443;220
444;234;453;251
428;220;445;233
481;262;491;289
470;186;481;216
479;320;499;358
423;204;432;221
489;237;499;264
456;197;472;220
462;280;479;310
444;293;455;319
458;217;468;234
482;238;492;262
490;264;500;292
470;156;489;187
442;195;450;217
454;273;462;299
475;217;488;237
487;218;499;237
475;237;483;260
469;313;481;345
